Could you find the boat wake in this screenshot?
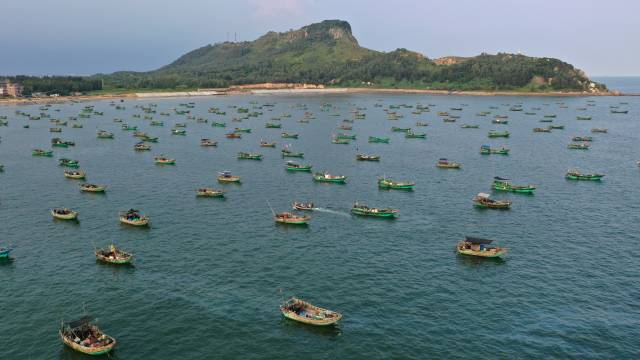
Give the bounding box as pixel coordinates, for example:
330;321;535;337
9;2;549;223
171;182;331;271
313;207;350;217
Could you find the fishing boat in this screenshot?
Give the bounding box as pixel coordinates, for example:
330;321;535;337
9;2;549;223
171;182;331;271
336;133;356;140
473;193;511;209
391;127;410;132
368;136;390;143
64;170;86;179
151;121;164;126
122;124;137;131
356;154;380;161
339;124;353;130
265;123;282;128
234;127;251;133
51;208;79;220
259;140;276;148
591;128;608;133
461;124;479;129
285;161;312;172
572;136;593;142
97;130;114;139
292;202;314;210
134;142;151;151
313;172;347;183
274;212;310;225
237;152;263;160
226;132;242;139
436;158;461;169
154;156;176;165
492;177;535;193
457;236;507;258
59;316;116;355
377;176;415;190
119;209;149;226
281;149;304;158
171;129;186;135
331;138;350;144
567;143;590;150
492;119;509;125
576;116;592;120
196;188;225;197
33;149;54;157
212;122;226;127
0;247;12;259
197;138;217;147
217;171;241;183
95;244;133;264
141;135;158;142
405;131;426;139
488;130;510;138
565;169;604;181
611;110;628;114
80;183;106;193
415;122;429;127
550;125;565;130
50;127;62;133
51;138;69;148
280;297;341;326
480;145;509;155
544;114;557;118
351;202;398;218
59;158;79;168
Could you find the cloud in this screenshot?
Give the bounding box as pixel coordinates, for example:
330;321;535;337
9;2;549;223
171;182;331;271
247;0;312;17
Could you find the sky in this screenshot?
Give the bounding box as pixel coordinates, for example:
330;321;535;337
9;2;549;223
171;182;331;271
1;0;638;76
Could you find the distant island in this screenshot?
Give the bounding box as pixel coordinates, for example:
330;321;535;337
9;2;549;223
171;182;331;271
2;20;608;97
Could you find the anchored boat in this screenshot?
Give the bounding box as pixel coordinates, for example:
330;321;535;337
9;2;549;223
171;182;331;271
80;183;106;193
351;202;398;218
473;193;511;209
285;161;312;172
565;169;604;181
356;154;380;161
119;209;149;226
281;297;342;326
368;136;390;143
196;188;225;197
492;177;535;193
313;172;347;183
237;152;263;160
154;156;176;165
95;244;133;264
274;212;310;225
218;171;241;183
378;176;415;190
201;138;218;147
59;316;116;355
64;170;86;179
457;236;507;258
51;208;79;220
436;158;461;169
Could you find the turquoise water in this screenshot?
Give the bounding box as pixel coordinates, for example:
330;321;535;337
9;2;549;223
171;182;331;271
1;93;639;359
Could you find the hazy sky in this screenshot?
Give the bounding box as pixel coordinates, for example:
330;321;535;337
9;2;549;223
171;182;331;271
1;0;637;76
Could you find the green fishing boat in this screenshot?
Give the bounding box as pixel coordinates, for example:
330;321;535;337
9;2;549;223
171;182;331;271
172;129;186;135
378;177;415;190
59;158;79;168
565;169;604;181
567;143;589;150
391;127;410;132
368;136;390;143
285;161;312;172
313;172;347;183
212;122;227;127
461;124;479;129
234;128;252;133
265;123;281;128
332;138;350;144
405;131;426;139
576;116;592;120
151;121;164;126
488;130;510;138
281;149;304;158
572;136;593;142
550;125;565;129
492;177;536;193
480;145;509;155
282;132;299;139
351;202;398;218
97;130;114;139
336;133;356;140
237;152;263;160
33;149;54;157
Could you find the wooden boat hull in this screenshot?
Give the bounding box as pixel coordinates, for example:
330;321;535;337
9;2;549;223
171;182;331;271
80;186;106;193
51;211;78;220
95;252;133;264
313;177;346;183
286;167;312;172
457;248;506;258
218;176;241;183
282;311;340;326
566;174;604;181
119;217;149;226
351;208;397;218
60;330;116;355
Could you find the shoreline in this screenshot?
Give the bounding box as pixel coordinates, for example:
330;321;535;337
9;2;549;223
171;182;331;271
0;87;633;106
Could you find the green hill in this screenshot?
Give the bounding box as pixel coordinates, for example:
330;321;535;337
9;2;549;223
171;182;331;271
102;20;604;92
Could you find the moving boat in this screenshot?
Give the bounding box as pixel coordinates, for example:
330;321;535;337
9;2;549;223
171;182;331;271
351;202;398;218
196;188;225;197
457;236;507;258
237;152;263;160
356;154;380;161
377;176;415;190
59;316;116;355
313;172;347;183
281;297;342;326
64;170;86;179
119;209;149;226
80;183;106;193
473;193;511;209
33;149;54;157
95;244;133;264
274;212;310;225
565;169;604;181
436;158;461;169
492;177;536;193
218;171;241;183
154;156;176;165
292;202;314;210
201;138;218;147
368;136;390;143
51;208;79;220
285;161;312;172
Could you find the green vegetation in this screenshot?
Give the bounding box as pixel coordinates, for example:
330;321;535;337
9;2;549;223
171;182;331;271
4;20;606;94
2;76;102;96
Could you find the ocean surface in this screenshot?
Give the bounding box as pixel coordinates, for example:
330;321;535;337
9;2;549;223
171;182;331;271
593;76;640;93
1;91;639;359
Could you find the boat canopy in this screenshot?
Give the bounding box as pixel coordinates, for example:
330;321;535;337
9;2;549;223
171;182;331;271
476;192;490;198
494;176;509;181
464;236;494;245
64;315;94;330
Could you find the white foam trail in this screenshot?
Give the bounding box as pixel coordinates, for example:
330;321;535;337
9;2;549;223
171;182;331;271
313;207;350;217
